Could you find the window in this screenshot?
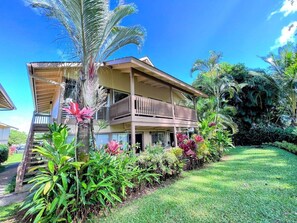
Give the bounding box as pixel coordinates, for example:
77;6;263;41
112;133;129;149
151;132;165;146
113;90;129;103
64;79;76;100
96;134;109;149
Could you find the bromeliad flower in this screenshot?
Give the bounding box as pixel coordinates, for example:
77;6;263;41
106;140;122;155
63;102;95;122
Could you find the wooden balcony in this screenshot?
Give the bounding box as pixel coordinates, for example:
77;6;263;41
110;95;197;127
32;113;51;132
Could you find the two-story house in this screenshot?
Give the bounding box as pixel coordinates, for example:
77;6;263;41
16;57;206;191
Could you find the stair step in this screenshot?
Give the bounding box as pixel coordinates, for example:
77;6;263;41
28;160;47;165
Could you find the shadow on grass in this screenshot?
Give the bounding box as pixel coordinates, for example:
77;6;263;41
100;146;297;223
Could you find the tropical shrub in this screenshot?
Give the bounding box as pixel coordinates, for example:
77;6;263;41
271;141;297;155
0;144;9;164
137;145;183;181
20;125;159;222
20;128;84;222
233;124;297;146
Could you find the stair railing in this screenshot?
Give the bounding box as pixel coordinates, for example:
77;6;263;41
15;112;36;192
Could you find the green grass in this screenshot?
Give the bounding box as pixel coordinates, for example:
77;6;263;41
0;153;23;174
0;203;20;222
98;146;297;223
5;153;23;165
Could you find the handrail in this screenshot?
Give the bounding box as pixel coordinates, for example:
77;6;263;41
174;105;197;121
15;112;35;192
34;113;51;124
134;96;173;118
110;96;131;120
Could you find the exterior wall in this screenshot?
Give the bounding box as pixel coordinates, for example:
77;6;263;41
99;69;184;104
51;90;61;121
0;127;10;144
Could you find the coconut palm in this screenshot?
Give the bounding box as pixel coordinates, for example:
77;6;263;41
28;0;145;161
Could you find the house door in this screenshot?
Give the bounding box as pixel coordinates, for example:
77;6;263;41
129;133;143;153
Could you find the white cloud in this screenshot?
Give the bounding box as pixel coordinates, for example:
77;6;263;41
271;21;297;49
269;0;297;18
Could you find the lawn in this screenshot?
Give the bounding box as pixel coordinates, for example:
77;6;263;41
99;146;297;223
0;153;23;173
5;153;23;165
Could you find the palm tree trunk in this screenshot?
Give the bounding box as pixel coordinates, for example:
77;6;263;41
77;122;90;162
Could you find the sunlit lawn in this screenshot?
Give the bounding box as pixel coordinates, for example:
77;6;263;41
5;153;23;165
99;146;297;223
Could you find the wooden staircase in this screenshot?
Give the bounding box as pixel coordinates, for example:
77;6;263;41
15;113;51;192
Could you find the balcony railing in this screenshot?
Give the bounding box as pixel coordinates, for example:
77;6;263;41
109;95;197;122
33;113;51;125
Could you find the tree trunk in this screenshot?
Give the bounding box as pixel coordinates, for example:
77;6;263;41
77;121;90;162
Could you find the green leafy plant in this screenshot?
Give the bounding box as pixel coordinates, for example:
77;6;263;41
20;128;83;223
137;145;183;181
0;144;9;164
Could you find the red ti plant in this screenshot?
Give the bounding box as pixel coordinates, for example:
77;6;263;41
63;102;95;123
176;133;204;159
106;140;122;155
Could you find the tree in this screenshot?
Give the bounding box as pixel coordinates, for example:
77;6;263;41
28;0;145;161
191;52;240;133
8;130;28;145
263;44;297;125
225;64;280;128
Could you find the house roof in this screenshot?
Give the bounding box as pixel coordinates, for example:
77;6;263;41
27;57;207;112
0;122;18;129
0;84;16;111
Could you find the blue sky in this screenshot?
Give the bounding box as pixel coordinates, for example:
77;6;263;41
0;0;296;132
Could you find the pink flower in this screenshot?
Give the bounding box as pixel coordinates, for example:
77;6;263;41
106;140;122;155
63;102;95;123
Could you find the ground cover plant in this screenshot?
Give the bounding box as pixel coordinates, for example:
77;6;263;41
271;141;297;155
0;203;20;222
99;146;297;223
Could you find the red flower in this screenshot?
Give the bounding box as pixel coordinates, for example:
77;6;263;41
194;135;204;143
63;102;95;122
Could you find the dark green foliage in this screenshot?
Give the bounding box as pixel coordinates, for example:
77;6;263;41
272;141;297;154
233;124;297;145
5;175;16;193
226;64;280;129
0;144;9;164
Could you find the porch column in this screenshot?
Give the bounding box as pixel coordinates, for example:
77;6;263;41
130;68;135;117
170;86;177;147
131;122;136;152
173;126;177;147
130;68;136;151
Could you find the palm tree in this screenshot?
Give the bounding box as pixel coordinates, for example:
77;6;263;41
28;0;145;161
191;52;241;128
263;44;297;124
